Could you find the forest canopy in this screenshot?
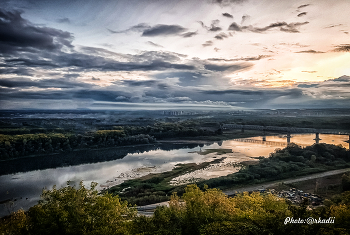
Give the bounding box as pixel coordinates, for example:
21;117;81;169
1;183;350;235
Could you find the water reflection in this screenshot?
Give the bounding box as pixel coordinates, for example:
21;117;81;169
0;144;212;216
0;133;348;217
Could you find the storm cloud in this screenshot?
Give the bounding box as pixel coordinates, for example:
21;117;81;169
0;77;92;89
0;9;73;55
0;0;349;110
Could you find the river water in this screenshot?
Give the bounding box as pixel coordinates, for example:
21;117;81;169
0;133;348;217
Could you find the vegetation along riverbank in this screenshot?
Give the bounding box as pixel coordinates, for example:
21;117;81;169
107;143;350;206
1;181;350;234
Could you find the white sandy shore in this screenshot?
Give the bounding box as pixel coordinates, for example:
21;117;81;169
100;150;258;189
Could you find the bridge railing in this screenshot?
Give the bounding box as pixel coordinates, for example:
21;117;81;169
222;124;348;135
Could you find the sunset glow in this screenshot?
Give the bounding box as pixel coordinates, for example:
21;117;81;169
1;0;349;109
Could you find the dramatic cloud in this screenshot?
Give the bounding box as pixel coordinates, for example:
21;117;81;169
222;13;233;18
53;52;195;71
253;21;309;33
199;20;222;32
228;21;309;33
333;44;350;52
0;67;35;76
202;89;264;95
330;75;350;83
121;80;157;87
298;76;350;89
203;62;252;72
228;22;242;31
0;77;92;89
152;71;208;87
131;51;187;63
295;50;325;53
5;58;57;68
0;9;73;55
2;47;196;74
142;24;187;37
296;76;350;104
297;84;318;88
0;1;349;110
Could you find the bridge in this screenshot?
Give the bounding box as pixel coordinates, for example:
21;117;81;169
222;124;350;148
231;138;310;147
222;124;349;135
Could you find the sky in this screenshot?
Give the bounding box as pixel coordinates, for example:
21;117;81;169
0;0;350;110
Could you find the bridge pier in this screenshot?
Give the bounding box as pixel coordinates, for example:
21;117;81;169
286;133;292;144
345;135;350;149
263;130;266;141
313;132;322;144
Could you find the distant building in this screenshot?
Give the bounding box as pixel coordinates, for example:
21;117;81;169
162;111;184;116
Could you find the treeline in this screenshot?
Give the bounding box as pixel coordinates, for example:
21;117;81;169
1;183;350;235
0;128;66;135
0;144;162;176
0;131;155;160
114;121;217;139
0;121;219;160
200;143;350;189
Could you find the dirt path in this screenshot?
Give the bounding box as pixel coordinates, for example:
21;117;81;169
223;167;350;195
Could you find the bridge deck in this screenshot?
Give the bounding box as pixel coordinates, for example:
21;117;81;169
232;138;309;147
222;124;349;135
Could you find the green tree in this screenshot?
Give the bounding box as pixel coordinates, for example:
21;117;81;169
27;181;136;235
0;209;29;235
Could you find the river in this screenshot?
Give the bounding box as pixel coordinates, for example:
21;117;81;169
0;133;348;217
